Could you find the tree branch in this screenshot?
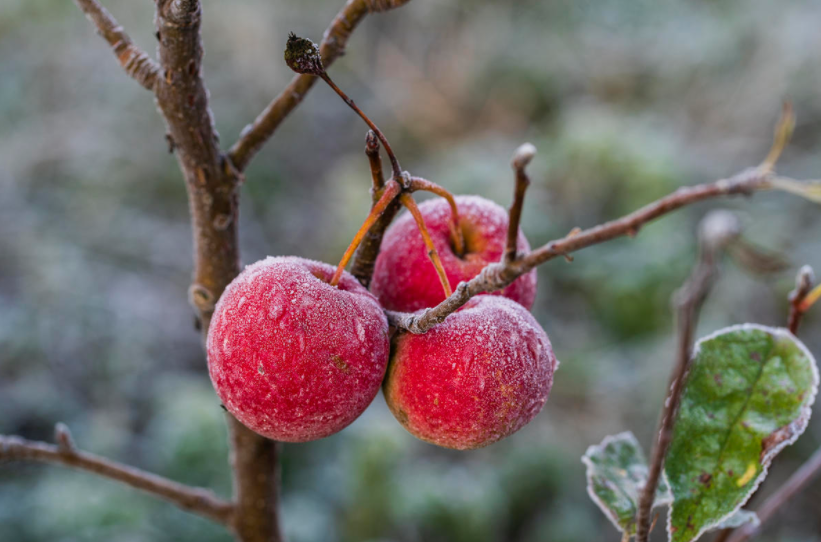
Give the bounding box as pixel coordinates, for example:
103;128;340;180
153;2;282;540
73;0;160;90
389;168;781;334
635;211;740;542
0;425;233;525
227;0;413;172
724;446;821;542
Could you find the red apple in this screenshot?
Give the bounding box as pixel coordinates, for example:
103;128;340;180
383;295;556;450
370;195;537;312
207;256;390;442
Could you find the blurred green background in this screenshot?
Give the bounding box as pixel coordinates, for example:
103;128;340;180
1;0;820;541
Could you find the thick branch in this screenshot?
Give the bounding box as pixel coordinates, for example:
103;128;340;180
724;446;821;542
73;0;160;90
390;168;777;334
228;0;413;171
153;3;281;541
0;427;233;524
635;211;739;542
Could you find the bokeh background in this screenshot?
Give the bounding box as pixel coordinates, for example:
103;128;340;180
2;0;821;540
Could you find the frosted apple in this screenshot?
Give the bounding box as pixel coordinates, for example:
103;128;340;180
207;256;390;442
370;195;537;312
383;295;556;450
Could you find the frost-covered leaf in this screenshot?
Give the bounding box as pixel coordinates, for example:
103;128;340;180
666;324;818;542
711;509;759;530
582;431;672;535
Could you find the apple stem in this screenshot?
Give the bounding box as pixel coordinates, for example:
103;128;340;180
320;73;402;180
400;193;454;298
505;143;536;264
330;180;402;287
408;177;465;257
365;130;385;197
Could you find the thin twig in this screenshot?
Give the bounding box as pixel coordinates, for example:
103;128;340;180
228;0;413;172
365;130;385;196
73;0;160;90
724;446;821;542
788;265;815;334
506;143;536;264
400;193;453;298
635;211;740;542
350;136;402;287
390;168;785;334
408;176;465;256
0;427;234;525
330;180;403;286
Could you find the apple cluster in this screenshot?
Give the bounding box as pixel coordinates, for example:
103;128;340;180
207;195;557;450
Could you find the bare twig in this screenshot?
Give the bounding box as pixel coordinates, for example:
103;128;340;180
350;135;402;287
390;168;785;334
400;193;454;298
0;427;233;525
788;266;815;334
365;130;385;195
635;211;740;542
724;446;821;542
73;0;160;90
228;0;414;172
506;143;536;264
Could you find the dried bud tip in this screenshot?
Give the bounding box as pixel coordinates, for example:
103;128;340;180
365;130;380;151
284;33;324;76
54;423;76;452
796;265;815;290
511;143;537;170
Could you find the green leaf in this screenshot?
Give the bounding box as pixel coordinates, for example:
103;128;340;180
666;324;818;542
582;431;672;535
712;509;759;530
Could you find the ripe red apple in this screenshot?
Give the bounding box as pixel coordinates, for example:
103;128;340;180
370;195;537;312
207;256;390;442
383;295;557;450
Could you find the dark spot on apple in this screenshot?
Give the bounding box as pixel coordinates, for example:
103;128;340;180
750;352;762;362
331;354;350;374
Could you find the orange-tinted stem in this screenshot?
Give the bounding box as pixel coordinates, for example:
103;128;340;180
400;193;454;298
330;180;402;287
408;177;465;256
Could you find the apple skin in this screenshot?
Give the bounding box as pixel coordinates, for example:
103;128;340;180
383;295;557;450
207;256;390;442
370;195;537;312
